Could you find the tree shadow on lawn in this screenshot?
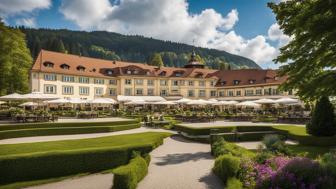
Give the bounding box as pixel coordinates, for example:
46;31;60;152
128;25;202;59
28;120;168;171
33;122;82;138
199;172;224;189
156;151;212;166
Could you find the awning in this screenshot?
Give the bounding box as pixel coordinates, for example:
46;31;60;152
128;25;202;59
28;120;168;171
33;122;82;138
117;95;166;102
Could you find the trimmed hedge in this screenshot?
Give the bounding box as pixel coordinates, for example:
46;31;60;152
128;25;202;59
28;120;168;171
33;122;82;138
0;132;169;184
0;120;139;131
213;154;240;184
113;155;149;189
0;123;140;140
177;124;336;146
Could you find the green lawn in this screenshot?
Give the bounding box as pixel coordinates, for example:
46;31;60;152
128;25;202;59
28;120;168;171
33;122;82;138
272;125;308;136
287;145;331;159
0;132;171;157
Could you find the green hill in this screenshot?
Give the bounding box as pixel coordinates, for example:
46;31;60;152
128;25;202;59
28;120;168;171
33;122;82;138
21;28;261;69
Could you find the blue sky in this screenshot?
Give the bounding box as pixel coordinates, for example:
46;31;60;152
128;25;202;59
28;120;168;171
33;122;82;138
0;0;288;68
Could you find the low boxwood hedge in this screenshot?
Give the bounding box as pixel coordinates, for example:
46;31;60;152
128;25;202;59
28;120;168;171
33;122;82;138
0;123;140;140
0;132;169;184
112;155;149;189
0;120;138;131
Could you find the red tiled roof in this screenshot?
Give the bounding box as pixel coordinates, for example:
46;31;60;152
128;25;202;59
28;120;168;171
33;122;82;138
32;50;285;87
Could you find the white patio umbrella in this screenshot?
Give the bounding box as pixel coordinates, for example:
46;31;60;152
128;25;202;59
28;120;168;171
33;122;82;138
208;98;218;102
175;98;192;104
213;101;232;106
154;101;177;105
89;98;117;104
68;98;89;104
21;92;58;100
0;101;5;105
275;97;299;105
0;93;24;100
45;98;70;104
254;98;276;104
19;102;42;107
236;101;261;108
125;100;148;105
187;99;212;105
226;100;239;105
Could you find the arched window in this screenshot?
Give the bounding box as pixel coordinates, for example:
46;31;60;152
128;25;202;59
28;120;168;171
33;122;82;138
76;65;86;72
60;64;70;70
43;61;54;68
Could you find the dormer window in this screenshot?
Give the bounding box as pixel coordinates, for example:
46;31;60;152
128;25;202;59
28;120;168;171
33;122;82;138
106;70;113;75
274;76;279;81
43;61;54;68
159;71;166;76
233;80;240;85
249;79;256;84
220;81;226;86
195;73;203;78
60;64;70;70
174;71;184;77
92;68;96;72
146;71;150;75
127;70;131;74
77;65;86;72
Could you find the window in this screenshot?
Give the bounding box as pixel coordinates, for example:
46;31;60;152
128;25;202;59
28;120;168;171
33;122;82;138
77;66;85;72
43;61;54;68
124;88;132;96
188;90;194;97
171;89;179;94
199;90;206;97
159;71;166;76
94;79;105;84
79;87;90;95
160;80;168;86
44;85;56;94
106;70;113;75
233;80;240;85
228;91;234;96
210;90;216;97
125;79;132;85
220;81;226;86
62;75;74;82
147;80;154;86
256;89;262;95
44;74;56;81
288;89;293;95
273;88;279;95
109;88;116;96
172;80;179;86
174;72;183;77
95;88;104;96
109;79;117;85
236;90;241;96
264;88;272;95
245;90;254;96
219;91;225;97
199;81;205;87
210;81;215;86
62;86;73;95
135;89;143;95
188;81;194;86
249;80;256;84
179;80;185;86
147;88;154;95
135;79;143;85
79;77;89;83
60;64;70;70
160;89;168;96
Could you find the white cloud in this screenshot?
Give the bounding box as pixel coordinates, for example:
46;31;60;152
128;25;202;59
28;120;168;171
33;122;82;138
59;0;288;68
0;0;51;17
268;23;291;46
15;17;36;27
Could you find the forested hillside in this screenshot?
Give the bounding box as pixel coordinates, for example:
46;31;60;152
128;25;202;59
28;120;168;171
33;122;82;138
21;28;261;69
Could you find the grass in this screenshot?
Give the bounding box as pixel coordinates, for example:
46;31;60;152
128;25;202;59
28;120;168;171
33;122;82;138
0;132;171;157
287;145;332;159
272;125;308;136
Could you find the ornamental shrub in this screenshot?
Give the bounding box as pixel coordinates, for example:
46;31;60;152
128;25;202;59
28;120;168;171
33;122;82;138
257;157;334;189
113;155;149;189
226;177;243;189
213;154;240;183
307;96;336;136
320;152;336;178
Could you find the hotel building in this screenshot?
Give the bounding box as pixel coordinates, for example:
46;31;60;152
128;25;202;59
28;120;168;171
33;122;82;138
30;50;294;100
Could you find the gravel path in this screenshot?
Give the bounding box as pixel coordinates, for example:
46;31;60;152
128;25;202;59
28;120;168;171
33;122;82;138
137;135;224;189
0;127;175;144
180;120;305;127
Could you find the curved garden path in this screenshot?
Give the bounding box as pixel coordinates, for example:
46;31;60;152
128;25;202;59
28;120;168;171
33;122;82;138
137;135;224;189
